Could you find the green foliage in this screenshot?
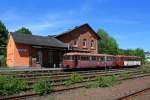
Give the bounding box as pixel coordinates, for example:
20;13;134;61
15;27;32;35
64;72;83;86
0;75;28;96
63;80;73;86
70;72;83;82
141;64;150;73
86;74;130;88
0;21;8;67
97;28;145;62
118;73;129;79
0;20;8;46
33;78;52;95
0;55;5;66
118;48;145;63
97;29;118;55
0;49;7;66
118;48;145;57
113;73;129;79
95;76;117;87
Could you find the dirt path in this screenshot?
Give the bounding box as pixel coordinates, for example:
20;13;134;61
30;76;150;100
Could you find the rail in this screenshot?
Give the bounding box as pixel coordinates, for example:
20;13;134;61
0;69;149;100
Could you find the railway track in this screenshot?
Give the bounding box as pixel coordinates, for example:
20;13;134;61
0;67;142;78
0;67;141;76
0;68;144;87
0;69;149;100
118;88;150;100
26;70;145;87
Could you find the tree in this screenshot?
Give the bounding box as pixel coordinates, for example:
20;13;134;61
0;20;8;47
97;29;118;55
15;27;32;35
118;49;125;55
0;21;8;66
118;48;145;57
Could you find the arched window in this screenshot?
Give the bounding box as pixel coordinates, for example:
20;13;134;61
74;40;77;45
83;39;87;47
91;40;94;47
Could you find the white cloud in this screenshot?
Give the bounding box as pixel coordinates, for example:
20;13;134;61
22;12;83;35
0;10;82;35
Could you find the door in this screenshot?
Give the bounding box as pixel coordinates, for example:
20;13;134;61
37;50;43;67
48;51;54;67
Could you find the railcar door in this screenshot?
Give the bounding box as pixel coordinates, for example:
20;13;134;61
73;55;78;68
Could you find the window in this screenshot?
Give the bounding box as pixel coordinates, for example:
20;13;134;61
81;56;90;61
91;56;96;61
73;40;78;47
107;57;112;61
72;56;80;60
91;40;94;47
74;40;77;45
83;39;87;47
99;57;105;61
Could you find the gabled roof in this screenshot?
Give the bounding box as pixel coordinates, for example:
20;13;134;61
11;32;68;48
55;23;101;39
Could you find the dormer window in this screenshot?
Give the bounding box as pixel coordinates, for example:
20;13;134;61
83;39;87;47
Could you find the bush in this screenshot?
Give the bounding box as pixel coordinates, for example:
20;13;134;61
95;76;117;87
63;80;73;86
70;72;83;83
0;55;6;67
64;72;83;86
0;48;7;67
0;75;28;96
32;78;52;95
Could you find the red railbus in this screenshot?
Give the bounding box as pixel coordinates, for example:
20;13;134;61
63;52;142;69
115;55;142;67
115;56;124;67
63;52;115;69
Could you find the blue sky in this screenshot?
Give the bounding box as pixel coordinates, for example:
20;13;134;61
0;0;149;51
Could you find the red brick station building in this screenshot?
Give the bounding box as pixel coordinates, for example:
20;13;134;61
6;24;101;68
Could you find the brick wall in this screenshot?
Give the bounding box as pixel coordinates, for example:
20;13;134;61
7;34;31;67
57;26;98;53
7;34;15;67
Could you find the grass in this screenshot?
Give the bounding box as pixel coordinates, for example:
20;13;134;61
86;73;129;88
32;78;52;95
113;73;129;79
63;72;83;86
95;75;118;87
0;75;28;96
141;64;150;73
